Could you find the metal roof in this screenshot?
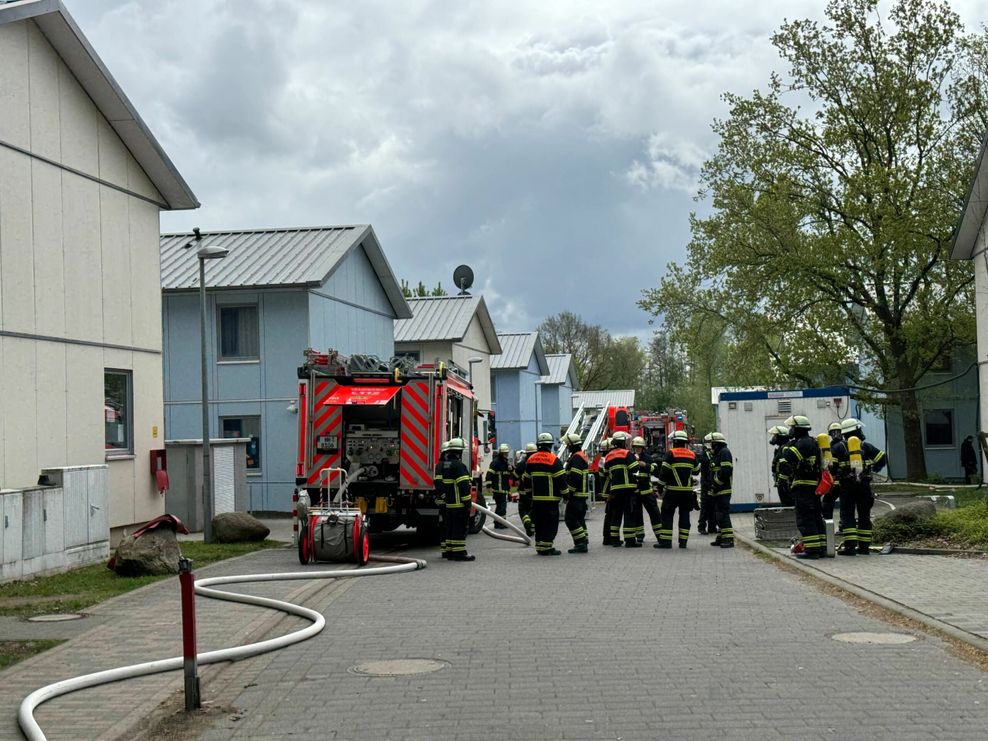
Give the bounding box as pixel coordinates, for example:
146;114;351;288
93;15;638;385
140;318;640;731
491;332;548;373
0;0;198;210
159;225;412;318
540;353;577;387
394;295;501;353
572;389;636;409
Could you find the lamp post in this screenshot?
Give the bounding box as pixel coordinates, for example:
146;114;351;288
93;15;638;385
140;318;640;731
197;241;229;543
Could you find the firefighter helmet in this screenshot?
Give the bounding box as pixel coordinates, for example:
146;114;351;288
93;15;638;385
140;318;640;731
563;432;582;446
524;442;537;453
789;415;811;430
828;422;842;432
611;431;630;447
709;432;726;444
599;438;611;453
446;437;465;451
671;430;689;443
537;432;555;445
498;443;510;454
840;418;863;435
703;432;713;443
632;436;646;448
440;441;449;453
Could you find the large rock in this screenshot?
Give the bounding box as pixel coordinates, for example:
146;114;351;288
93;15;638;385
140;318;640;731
112;528;181;576
877;498;936;525
212;512;270;543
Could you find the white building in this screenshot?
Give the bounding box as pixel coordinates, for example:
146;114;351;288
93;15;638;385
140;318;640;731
0;0;198;549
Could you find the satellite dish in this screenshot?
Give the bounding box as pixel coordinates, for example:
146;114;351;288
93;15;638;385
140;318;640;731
453;264;474;295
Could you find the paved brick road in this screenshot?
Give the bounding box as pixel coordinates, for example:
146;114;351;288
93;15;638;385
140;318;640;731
2;507;986;740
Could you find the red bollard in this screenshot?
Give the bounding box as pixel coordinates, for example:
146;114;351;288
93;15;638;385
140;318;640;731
179;557;201;711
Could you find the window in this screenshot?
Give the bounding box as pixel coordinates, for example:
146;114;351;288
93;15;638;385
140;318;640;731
221;416;262;469
104;370;133;454
924;409;954;447
218;305;259;360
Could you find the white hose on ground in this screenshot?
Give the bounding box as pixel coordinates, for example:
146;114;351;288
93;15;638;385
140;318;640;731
473;500;532;545
18;557;424;741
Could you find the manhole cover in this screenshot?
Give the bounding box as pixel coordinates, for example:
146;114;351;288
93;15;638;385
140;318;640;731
348;659;449;676
27;613;84;623
831;631;917;645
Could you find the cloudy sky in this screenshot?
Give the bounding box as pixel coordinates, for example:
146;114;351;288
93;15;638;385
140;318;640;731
70;0;988;339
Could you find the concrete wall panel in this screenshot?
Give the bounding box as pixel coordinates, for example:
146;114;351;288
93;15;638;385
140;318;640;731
61;176;103;342
129;201;163;347
0;149;35;333
57;57;99;176
31;161;65;336
100;186;132;346
127;157;163;204
97;118;129;189
0;22;30;149
27;22;60;160
2;337;38;485
64;344;103;467
35;342;68;470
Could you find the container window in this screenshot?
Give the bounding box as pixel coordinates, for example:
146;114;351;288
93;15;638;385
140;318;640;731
221;416;262;469
104;370;133;454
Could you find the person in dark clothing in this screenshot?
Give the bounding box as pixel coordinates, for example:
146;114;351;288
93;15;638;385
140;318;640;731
831;418;887;555
603;432;640;547
961;435;979;485
441;437;475;561
821;422;844;519
515;443;536;537
632;436;662;543
697;433;717;535
485;443;513;528
598;438;615;545
562;433;590;553
523;433;567;555
708;432;735;547
435;442;450;558
769;425;794;507
656;430;700;548
779;415;824;559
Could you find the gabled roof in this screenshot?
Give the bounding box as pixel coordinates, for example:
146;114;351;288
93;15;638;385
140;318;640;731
394;295;501;353
572;389;636;409
951;134;988;259
491;332;549;374
0;0;198;210
159;225;412;318
540;353;578;388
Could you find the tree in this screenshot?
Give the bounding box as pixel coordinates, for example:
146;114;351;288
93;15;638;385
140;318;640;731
401;279;447;298
640;0;980;479
538;311;613;389
599;336;646;391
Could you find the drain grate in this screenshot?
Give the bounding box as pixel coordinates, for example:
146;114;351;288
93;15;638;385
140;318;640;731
27;613;84;623
348;659;449;676
831;631;917;645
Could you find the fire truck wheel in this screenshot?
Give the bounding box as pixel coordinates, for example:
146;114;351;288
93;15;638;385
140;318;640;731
297;520;311;565
351;518;370;566
468;507;487;534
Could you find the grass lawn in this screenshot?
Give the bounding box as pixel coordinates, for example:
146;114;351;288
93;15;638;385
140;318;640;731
0;539;285;619
0;639;64;671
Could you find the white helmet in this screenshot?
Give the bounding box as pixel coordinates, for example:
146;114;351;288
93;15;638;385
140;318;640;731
563;432;583;446
537;432;555;446
498;443;510;454
788;415;811;430
709;432;726;445
524;442;537;453
828;422;842;432
446;437;465;451
840;418;863;435
671;430;689;443
632;436;646;447
599;438;611;453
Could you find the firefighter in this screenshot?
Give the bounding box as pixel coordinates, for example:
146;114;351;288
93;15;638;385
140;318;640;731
485;443;512;529
598;438;616;546
656;430;700;548
603;431;640;547
632;436;662;543
442;438;475;561
697;433;717;535
821;421;844;519
831;418;887;556
778;415;824;559
436;441;450;558
707;432;735;548
562;432;590;553
515;443;537;537
770;425;794;506
523;433;567;555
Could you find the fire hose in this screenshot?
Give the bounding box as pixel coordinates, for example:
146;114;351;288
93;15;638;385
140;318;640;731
18;502;526;740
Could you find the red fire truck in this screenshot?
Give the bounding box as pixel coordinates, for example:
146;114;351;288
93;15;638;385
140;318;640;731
294;349;485;539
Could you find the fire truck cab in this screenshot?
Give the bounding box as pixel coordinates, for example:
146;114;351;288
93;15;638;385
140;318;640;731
295;350;485;538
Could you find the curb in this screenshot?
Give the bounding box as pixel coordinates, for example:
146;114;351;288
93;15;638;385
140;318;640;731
736;533;988;656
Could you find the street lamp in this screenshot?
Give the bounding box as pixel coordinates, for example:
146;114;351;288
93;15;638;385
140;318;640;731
197;239;229;543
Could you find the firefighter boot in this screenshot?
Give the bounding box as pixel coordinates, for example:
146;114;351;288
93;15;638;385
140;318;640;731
838;541;857;556
450;552;476;562
567;542;588;554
